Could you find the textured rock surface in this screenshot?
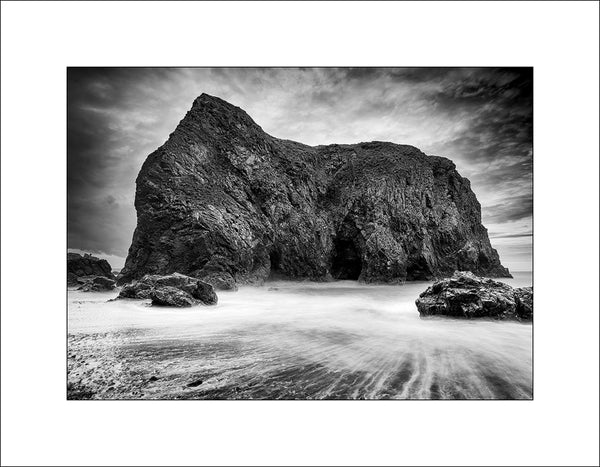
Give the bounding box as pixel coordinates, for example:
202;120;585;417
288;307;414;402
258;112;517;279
68;253;116;281
514;286;533;320
77;275;116;292
67;272;80;287
119;94;510;286
416;271;532;321
150;286;197;307
117;273;217;306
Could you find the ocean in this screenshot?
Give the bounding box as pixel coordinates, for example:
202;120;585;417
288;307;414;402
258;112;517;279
67;271;532;399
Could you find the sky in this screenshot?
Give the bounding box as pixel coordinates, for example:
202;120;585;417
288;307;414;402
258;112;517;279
67;67;532;271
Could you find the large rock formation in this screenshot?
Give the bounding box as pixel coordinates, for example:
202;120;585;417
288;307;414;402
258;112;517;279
118;94;510;286
416;271;532;321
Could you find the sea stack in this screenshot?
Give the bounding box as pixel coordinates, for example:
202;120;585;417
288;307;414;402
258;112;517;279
118;94;510;287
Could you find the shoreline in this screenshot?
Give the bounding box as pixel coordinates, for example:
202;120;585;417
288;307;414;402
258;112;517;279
67;277;532;400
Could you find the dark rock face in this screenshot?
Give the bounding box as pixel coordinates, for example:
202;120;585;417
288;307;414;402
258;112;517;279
118;94;510;286
119;280;153;299
150;286;197;307
67;272;80;287
194;271;238;291
78;275;116;292
416;271;532;321
514;286;533;320
68;253;116;283
117;273;217;306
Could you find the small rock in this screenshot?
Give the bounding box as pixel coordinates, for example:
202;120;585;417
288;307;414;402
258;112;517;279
118;273;218;306
184;280;218;305
186;379;203;387
77;275;116;292
148;376;158;382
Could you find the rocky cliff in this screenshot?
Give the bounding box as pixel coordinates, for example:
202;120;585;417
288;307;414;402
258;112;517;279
118;94;510;286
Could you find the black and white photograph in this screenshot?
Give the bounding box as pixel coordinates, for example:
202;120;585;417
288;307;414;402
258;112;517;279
67;67;534;400
2;1;598;466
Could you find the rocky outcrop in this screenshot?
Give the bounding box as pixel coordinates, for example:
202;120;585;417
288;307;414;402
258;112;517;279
194;271;238;291
68;253;116;281
118;273;217;307
415;271;532;321
67;272;80;287
150;286;198;307
118;94;510;287
514;286;533;320
68;252;117;290
77;275;116;292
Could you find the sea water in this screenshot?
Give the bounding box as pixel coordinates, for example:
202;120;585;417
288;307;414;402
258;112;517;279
67;272;532;399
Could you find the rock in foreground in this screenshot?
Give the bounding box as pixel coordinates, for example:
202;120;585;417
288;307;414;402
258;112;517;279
150;286;198;307
68;252;117;291
68;252;116;280
77;275;116;292
513;286;533;320
118;94;510;287
416;271;532;321
118;273;217;307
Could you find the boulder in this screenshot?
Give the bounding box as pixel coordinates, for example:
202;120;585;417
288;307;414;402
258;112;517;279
68;252;116;288
77;275;116;292
117;94;511;287
150;286;197;307
183;279;218;305
119;280;154;299
117;273;217;306
415;271;532;321
514;286;533;320
67;272;80;287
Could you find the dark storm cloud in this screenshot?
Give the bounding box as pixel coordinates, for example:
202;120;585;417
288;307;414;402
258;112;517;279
67;68;532;268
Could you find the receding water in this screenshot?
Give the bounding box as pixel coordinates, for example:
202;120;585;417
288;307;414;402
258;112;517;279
67;272;532;399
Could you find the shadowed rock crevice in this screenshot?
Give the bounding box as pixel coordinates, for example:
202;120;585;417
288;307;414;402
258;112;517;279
118;94;511;287
406;256;433;281
331;217;363;280
331;238;362;280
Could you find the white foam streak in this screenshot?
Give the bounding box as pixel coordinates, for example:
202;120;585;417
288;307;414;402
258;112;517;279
68;273;532;399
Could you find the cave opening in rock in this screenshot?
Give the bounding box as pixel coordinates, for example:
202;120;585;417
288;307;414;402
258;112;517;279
406;257;433;281
331;238;362;280
269;250;281;275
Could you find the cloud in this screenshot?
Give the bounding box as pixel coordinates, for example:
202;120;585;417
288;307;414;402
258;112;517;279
489;232;533;239
67;68;532;270
484;194;533;224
